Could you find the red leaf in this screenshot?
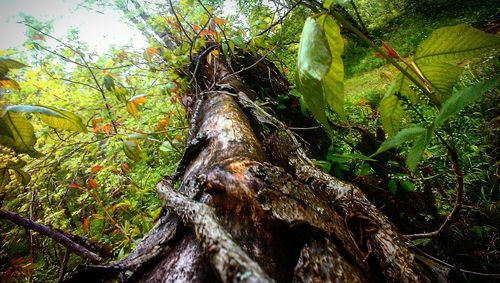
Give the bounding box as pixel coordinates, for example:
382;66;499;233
69;181;81;189
90;165;103;173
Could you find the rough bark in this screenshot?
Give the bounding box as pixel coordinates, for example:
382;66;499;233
68;49;437;283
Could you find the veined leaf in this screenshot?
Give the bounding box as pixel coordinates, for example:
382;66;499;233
415;24;500;64
372;127;426;156
379;83;405;136
318;15;345;118
433;78;499;130
406;128;433;171
411;24;500;103
297;17;333;134
297;18;332;81
296;16;345;135
0;57;27;77
419;63;463;102
6;105;87;132
0;112;38;155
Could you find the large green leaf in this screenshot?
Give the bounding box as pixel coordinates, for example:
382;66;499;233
0;57;27;77
433;78;499;130
6;105;87;132
379;83;405;136
394;25;499;104
296;16;345;135
297;17;333;133
297;17;332;80
413;24;500;102
318;15;345;118
0;112;38;155
415;24;500;64
372;127;426;156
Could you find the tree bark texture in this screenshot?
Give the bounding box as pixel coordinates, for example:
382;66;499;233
68;49;438;283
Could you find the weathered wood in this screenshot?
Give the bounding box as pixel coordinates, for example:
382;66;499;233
67;50;435;283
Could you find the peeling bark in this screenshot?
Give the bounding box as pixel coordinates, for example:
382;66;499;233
68;50;438;283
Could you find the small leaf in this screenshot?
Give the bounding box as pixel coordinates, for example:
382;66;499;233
6;105;86;132
69;181;81;188
212;17;227;25
434;78;499;130
126;102;139;118
90;165;103;173
400;180;416;192
123;140;141;162
103;75;115;91
128;94;148;105
372;127;426;156
406;128;433;171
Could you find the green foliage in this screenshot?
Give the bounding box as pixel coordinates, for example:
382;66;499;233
296;15;345;135
372;126;426;156
433;78;500;130
6;105;87;132
379;83;405;136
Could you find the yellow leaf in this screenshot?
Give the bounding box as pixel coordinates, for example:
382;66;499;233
126;102;139;118
0;79;20;90
213;17;227;25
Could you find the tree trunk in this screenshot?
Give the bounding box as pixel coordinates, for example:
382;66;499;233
68;49;440;283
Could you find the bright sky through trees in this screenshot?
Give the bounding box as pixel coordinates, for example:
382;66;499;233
0;0;148;53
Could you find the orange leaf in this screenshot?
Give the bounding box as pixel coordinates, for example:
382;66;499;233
193;25;200;32
155;118;170;130
131;95;147;105
87;178;98;189
146;47;159;55
102;123;113;134
90;165;103;173
175;135;183;141
212;17;227;25
82;217;91;233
